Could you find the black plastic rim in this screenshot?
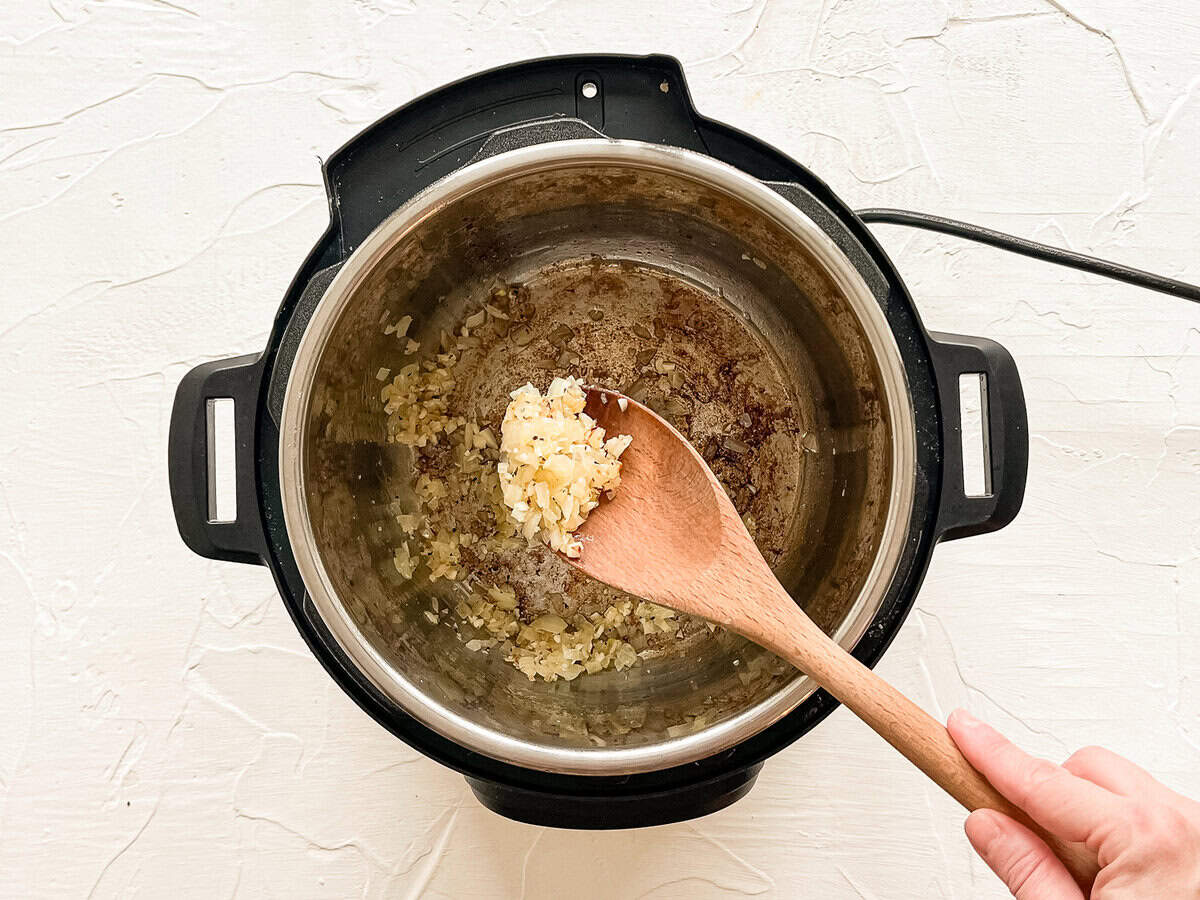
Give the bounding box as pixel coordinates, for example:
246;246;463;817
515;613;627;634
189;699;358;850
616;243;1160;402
249;54;945;806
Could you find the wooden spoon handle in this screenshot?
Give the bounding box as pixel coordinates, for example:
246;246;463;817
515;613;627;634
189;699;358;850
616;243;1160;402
768;603;1100;889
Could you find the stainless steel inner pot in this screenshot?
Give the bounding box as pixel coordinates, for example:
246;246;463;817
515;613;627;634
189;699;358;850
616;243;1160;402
279;140;915;775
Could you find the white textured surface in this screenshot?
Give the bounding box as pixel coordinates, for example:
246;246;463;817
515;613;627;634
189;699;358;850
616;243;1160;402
2;1;1198;896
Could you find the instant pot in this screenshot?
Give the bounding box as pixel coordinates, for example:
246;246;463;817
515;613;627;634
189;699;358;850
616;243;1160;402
170;55;1191;828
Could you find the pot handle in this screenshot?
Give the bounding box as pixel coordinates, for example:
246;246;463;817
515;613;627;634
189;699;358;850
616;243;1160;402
169;354;267;565
928;332;1029;541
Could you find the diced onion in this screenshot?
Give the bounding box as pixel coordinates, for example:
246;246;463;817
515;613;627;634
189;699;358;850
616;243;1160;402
497;377;631;558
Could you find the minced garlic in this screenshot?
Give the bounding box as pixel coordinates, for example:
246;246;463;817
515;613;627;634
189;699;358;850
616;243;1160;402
497;376;631;557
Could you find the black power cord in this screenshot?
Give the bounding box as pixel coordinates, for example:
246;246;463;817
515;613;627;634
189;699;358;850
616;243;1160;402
855;208;1200;304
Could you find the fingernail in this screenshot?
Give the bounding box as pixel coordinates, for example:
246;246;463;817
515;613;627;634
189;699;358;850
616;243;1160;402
966;810;1001;849
951;708;982;729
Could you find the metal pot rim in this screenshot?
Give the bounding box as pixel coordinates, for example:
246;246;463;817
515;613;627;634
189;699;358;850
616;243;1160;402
278;139;917;775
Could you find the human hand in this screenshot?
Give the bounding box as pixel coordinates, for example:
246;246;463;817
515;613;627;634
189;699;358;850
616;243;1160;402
947;709;1200;898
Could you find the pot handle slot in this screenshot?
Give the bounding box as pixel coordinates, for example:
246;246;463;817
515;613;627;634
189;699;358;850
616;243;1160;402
929;333;1029;541
169;354;267;565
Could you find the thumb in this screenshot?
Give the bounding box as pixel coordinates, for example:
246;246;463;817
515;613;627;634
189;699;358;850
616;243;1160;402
965;810;1085;900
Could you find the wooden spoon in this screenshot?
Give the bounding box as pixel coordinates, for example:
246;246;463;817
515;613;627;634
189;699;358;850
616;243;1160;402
567;387;1098;889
